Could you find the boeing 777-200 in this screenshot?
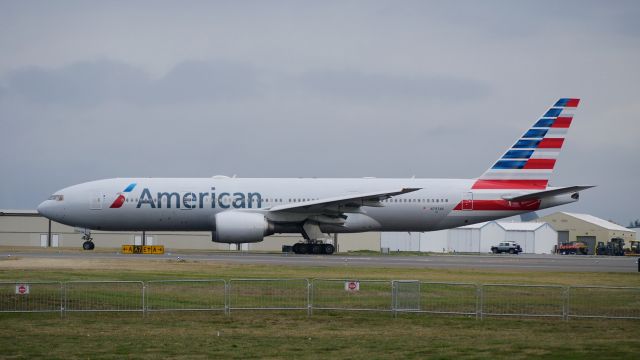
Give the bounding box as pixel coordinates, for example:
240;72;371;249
37;98;593;254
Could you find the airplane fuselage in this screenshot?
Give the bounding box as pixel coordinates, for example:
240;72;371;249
37;177;576;233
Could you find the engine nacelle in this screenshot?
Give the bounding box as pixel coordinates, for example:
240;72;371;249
213;211;273;243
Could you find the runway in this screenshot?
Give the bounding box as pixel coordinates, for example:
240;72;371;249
1;249;638;272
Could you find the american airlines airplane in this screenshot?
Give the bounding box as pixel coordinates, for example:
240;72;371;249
37;98;592;254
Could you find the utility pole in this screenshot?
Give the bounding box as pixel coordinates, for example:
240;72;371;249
47;219;52;247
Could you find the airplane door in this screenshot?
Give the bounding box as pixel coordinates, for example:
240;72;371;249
462;192;473;211
90;193;105;210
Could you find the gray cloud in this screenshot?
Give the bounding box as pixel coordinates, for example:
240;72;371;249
2;60;487;106
297;70;489;102
4;60;260;106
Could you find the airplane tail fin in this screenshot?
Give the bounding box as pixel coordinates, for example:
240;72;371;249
474;98;580;190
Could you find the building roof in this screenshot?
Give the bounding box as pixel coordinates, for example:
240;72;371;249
498;222;546;231
459;221;547;231
459;221;492;229
561;212;635;233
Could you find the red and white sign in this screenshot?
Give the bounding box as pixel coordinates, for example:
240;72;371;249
15;284;30;295
344;281;360;292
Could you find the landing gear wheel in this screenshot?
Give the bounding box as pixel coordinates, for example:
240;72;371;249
323;244;335;255
292;243;301;254
298;243;309;254
82;241;95;251
311;244;322;254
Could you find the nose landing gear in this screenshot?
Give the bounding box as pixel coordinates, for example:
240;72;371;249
81;231;95;250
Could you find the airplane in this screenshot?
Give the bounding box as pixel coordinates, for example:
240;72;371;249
37;98;593;254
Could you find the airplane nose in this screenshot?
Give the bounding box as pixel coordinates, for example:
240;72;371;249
36;201;51;218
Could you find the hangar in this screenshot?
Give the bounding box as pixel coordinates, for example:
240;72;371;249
535;212;636;254
382;221;558;254
0;209;379;252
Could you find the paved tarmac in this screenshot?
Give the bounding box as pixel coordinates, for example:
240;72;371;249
1;250;638;272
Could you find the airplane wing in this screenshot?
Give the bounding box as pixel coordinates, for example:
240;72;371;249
268;187;421;214
502;185;595;202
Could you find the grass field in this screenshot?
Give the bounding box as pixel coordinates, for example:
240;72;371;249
1;254;640;359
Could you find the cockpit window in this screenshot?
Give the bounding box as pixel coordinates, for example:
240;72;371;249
48;194;64;201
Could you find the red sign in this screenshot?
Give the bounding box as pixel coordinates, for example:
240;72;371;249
15;284;29;295
344;281;360;292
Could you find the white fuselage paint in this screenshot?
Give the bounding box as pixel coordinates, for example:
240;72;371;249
36;177;577;234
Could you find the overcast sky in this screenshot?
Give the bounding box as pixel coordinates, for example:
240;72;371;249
0;1;638;225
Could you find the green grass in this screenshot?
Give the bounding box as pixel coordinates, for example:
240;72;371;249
2;257;640;285
1;259;640;358
0;311;639;359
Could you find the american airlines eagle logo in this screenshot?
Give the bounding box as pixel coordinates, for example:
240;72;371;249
109;183;137;208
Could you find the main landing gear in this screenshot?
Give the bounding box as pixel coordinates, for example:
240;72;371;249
81;232;95;250
292;242;335;255
290;221;336;255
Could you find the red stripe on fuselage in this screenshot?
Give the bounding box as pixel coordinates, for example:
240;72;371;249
523;159;556;169
472;179;548;190
538;138;564;148
552;117;572;128
453;199;541;211
110;195;125;208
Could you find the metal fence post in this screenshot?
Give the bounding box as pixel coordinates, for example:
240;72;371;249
562;286;569;321
307;279;312;317
225;280;230;316
391;281;397;318
59;281;64;318
63;282;68;318
142;282;146;317
478;284;484;321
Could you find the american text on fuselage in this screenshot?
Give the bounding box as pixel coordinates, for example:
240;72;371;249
136;188;262;209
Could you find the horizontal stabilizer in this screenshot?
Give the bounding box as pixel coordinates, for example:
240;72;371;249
503;185;595;202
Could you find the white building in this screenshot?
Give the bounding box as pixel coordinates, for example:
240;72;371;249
499;222;558;254
382;221;558;254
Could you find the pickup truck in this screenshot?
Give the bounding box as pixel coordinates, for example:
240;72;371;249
491;241;523;254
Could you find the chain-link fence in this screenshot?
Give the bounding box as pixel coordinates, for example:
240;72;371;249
145;280;226;312
480;284;566;319
228;279;309;313
410;281;479;317
65;281;144;313
0;281;63;313
568;286;640;320
0;279;638;320
312;279;393;312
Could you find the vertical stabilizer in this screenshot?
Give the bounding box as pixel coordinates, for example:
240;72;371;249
474;98;579;190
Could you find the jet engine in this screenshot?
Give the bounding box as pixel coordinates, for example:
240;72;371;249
213;211;274;243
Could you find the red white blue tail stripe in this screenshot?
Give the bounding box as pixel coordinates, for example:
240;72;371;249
474;98;579;190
